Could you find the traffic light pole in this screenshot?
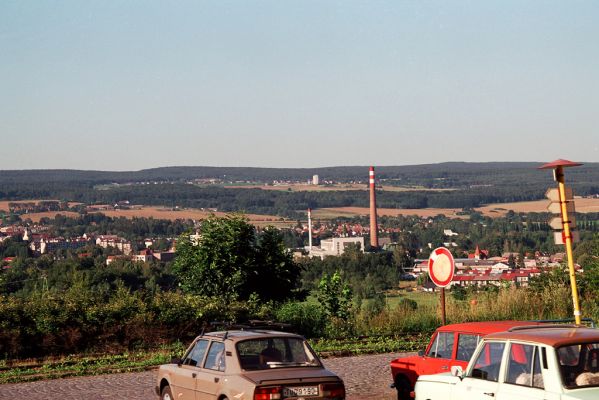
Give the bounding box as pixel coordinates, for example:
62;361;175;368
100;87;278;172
555;166;582;325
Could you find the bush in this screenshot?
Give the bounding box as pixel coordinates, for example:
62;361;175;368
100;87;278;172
275;302;326;338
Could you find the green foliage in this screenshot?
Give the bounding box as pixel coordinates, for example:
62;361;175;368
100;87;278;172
275;302;326;338
317;271;352;320
300;250;399;298
451;286;467;301
399;297;418;311
172;215;301;302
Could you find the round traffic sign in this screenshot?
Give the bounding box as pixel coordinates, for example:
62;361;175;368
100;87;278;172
428;247;455;287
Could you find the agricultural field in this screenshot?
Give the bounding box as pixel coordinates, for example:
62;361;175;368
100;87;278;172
0;200;61;212
476;197;599;216
16;206;293;228
316;197;599;219
21;211;80;223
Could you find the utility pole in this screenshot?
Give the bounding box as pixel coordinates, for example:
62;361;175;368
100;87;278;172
540;159;582;324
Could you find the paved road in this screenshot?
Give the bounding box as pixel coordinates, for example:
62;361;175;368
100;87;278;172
0;352;407;400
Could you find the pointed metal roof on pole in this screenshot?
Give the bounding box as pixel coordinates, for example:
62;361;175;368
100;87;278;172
538;159;583;169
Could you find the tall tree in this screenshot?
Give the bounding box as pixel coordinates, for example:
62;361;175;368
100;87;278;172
172;215;301;302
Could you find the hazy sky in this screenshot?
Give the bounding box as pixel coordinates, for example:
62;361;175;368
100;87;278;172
1;1;598;170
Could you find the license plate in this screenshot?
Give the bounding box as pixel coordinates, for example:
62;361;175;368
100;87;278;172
282;386;319;397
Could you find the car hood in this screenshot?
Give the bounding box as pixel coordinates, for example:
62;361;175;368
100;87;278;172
242;367;341;385
561;387;599;400
391;354;421;370
417;372;460;385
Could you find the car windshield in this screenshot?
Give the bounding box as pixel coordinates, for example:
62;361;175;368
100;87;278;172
558;342;599;388
237;337;321;370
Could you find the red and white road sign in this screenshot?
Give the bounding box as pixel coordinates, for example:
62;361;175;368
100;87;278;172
428;247;455;288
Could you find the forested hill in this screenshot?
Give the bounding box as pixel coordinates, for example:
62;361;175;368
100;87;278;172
0;163;597;217
1;162;598;188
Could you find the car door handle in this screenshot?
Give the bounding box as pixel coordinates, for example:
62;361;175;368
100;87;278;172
484;393;495;397
214;377;219;383
192;373;197;378
441;366;448;370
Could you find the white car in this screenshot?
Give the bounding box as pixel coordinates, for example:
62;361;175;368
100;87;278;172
415;325;599;400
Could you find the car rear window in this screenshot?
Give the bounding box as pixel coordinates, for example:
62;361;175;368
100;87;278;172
237;337;321;370
506;343;544;389
204;341;226;371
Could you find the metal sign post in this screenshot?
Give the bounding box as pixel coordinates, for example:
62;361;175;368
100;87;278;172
540;159;583;325
428;247;455;325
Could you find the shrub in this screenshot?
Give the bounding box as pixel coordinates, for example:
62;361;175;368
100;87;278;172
275;302;326;338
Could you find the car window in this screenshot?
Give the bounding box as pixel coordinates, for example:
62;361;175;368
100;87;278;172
237;337;320;370
456;334;480;361
470;342;505;382
204;342;225;371
427;332;454;359
506;344;544;389
183;339;209;367
558;342;599;388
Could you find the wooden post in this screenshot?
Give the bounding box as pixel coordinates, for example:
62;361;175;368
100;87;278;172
441;287;446;325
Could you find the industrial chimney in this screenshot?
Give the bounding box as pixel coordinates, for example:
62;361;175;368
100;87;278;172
307;208;313;250
369;166;379;248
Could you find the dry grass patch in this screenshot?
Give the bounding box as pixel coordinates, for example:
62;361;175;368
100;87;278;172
475;197;599;217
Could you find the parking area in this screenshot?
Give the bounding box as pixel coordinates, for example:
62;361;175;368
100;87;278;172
0;352;406;400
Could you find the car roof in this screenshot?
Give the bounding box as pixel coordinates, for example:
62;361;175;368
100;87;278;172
197;330;304;342
436;320;544;335
484;326;599;347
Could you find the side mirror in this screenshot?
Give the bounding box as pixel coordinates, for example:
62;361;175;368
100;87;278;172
171;357;182;365
450;365;463;380
418;350;424;357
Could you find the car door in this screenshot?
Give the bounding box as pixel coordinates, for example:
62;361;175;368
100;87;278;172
453;341;506;400
419;331;455;375
171;339;209;400
496;343;557;400
196;341;226;400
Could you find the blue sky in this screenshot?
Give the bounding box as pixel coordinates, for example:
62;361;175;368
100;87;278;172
1;1;597;170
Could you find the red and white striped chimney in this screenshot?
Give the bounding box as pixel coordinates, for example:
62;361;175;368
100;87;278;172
369;166;379;248
307;208;313;250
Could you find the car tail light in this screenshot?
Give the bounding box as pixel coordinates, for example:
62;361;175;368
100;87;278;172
254;386;282;400
322;382;345;398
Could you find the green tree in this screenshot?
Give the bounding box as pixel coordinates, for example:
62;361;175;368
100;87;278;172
393;245;413;275
317;271;352;320
251;227;302;302
172;215;301;302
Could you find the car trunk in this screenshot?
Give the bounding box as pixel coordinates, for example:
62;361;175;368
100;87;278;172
243;367;341;385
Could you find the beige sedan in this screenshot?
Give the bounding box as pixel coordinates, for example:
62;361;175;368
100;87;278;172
156;329;345;400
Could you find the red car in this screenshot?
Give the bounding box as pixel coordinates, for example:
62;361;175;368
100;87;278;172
389;321;543;400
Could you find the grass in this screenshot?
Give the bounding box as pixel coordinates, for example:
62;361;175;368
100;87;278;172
0;285;579;385
312;334;429;357
0;343;186;384
0;335;427;385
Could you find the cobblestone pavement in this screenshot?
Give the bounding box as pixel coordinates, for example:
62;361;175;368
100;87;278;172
0;352;409;400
